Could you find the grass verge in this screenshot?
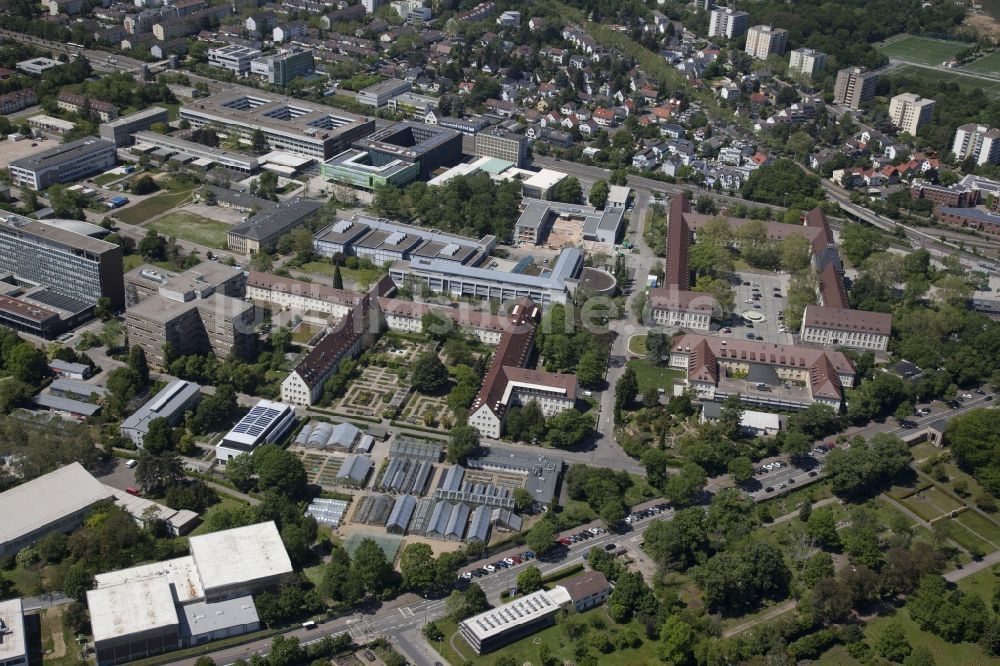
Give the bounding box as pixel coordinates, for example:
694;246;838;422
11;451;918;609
146;211;230;249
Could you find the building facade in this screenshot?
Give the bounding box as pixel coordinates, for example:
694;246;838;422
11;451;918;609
99;107;170;147
788;48;826;77
208;44;261;74
888;93;935;136
744;25;787;59
250;48;314;86
9;137;116;190
800;304;891;351
951;124;1000;165
473;128;529;167
708;7;748;38
646;288;716;330
833;67;878;110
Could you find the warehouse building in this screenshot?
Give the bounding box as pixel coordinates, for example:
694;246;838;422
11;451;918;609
9;137;117;191
188;522;293;601
0;462;113;557
180;90;375;160
216;400;296;463
120;380;203;447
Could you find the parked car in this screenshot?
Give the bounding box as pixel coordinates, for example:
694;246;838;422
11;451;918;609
604;543;618;551
125;459;137;468
484;565;496;573
125;486;141;496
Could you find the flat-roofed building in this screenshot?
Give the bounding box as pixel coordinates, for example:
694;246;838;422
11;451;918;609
208;44;261;74
0;598;27;666
88;578;179;666
889;93;935;136
131;131;259;173
800;304;892;351
0;213;124;310
708;7;748;38
9;137;116;190
789;48;826;77
15;57;62;76
100;107;170;147
250;48;314;86
460;587;573;654
313;214;493;265
357;78;411;107
474;127;529;167
834;66;878;110
0;462;113;557
180;89;375;160
216;400;296;462
124;262;253;366
227;199;322;254
745;25;787;60
188;521;293;601
514;199;625;245
120;380;203;446
389;246;586;307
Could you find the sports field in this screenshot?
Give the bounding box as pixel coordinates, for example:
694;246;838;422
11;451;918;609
888;64;1000;99
877;35;972;66
962;50;1000;76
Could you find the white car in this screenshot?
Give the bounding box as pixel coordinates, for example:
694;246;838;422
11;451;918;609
963;393;973;399
125;459;137;468
503;557;515;565
484;565;496;573
460;572;473;580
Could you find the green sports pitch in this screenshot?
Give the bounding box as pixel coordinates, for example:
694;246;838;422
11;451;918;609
962;50;1000;76
888;64;1000;99
877;35;972;66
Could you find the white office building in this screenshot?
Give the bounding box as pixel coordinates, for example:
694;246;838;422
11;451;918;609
788;48;827;77
215;400;296;463
208;44;261;74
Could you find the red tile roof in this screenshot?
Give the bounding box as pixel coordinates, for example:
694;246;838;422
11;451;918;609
647;287;716;313
802;304;892;336
665;196;691;289
818;262;848;309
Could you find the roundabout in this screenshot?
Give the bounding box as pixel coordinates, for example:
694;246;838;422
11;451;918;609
742;310;766;323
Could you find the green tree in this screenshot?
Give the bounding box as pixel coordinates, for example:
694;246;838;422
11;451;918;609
351;538;393;596
552;176;583;204
727;456;754;484
252;444;307;497
664;463;706;507
517;566;543;594
410;352;448;393
875;622;912;663
526;520;556;554
545;409;593;449
588;180;610;209
332;264;344;290
7;343;48;385
800;552;835;588
447;424;479;464
399;543;437;593
806;507;842;549
132;175;158;195
138;229;167;260
615;366;639;412
659;615;697;666
251;128;268;153
143;417;174;455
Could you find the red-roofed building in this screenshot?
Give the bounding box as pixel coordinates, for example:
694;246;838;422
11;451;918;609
818;262;849;309
469;299;578;438
800;304;891;351
647;288;717;330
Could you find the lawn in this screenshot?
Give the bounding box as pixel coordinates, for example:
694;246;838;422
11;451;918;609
877;35;972;66
888;64;1000;99
628;334;646;356
900;486;964;522
94;171;126;187
760;480;833;519
299;261;386;288
863;607;996;666
122;254;145;272
956;566;999;607
146;211;231;249
955;510;1000;547
115;187;196;225
292;322;324;345
438;607;662;666
625;359;682;395
945;517;994;554
963;50;1000;76
189;496;246;536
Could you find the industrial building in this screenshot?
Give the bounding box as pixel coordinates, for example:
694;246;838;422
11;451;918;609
8;137;117;190
313;214;494;265
514;199;625;245
120;380;203;446
88;522;288;665
0;598;26;666
180;90;376;160
0;462;113;557
0;212;125;311
124;263;255;366
99;107;171;147
227;199;323;253
216;400;296;463
322;121;462;189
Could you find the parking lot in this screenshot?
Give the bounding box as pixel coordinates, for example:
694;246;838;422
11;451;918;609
725;271;793;345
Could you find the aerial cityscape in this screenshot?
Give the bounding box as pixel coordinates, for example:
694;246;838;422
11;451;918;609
3;0;1000;664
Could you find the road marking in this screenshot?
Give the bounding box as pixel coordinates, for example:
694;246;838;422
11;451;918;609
399;607;414;618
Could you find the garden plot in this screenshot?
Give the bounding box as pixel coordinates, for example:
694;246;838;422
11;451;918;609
396;390;456;432
331;366;409;420
292;448;346;488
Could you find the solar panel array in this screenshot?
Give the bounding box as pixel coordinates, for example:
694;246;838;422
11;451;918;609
232;404;282;438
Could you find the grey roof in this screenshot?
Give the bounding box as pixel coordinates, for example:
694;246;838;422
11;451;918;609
491;507;523;531
330;421;361;448
426;500;453;537
403;246;582;291
390;435;443;461
0;212;118;255
444;502;470;539
204;186;277;211
229;199;323;241
9;137;114;172
466;504;491;542
440;465;465;492
34;393;101;416
49;359;89;375
50;378;107;398
468;446;562;506
337;453;372;482
179;595;259;637
386;494;416;531
409;497;437;535
938;206;1000;225
120;380;202;440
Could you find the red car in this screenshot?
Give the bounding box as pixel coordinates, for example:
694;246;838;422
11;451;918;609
557;537;572;546
125;486;141;496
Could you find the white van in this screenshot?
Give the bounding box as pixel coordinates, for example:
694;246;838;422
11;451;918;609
302;620;317;630
125;459;137;469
